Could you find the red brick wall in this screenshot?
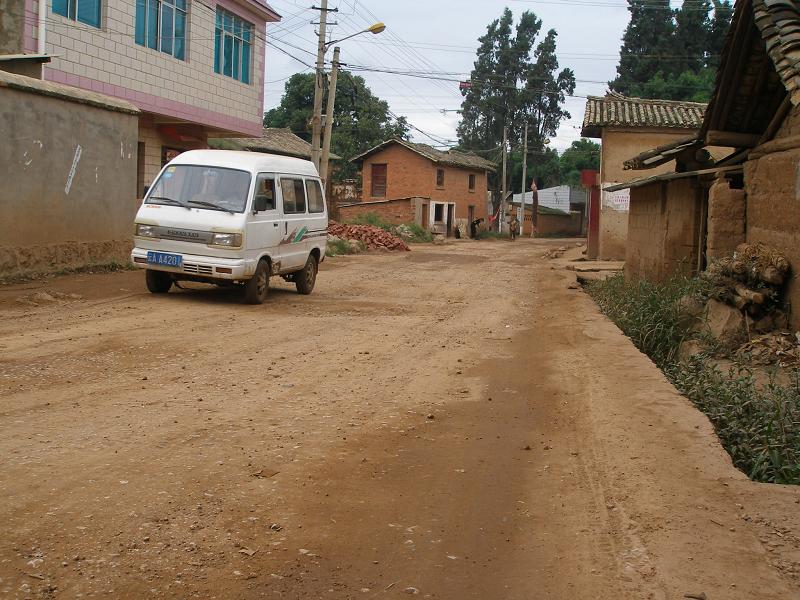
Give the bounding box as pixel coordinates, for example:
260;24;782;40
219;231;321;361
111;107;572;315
361;144;489;220
338;199;415;225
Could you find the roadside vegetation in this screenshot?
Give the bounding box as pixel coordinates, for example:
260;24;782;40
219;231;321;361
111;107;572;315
325;238;365;257
587;273;800;485
476;230;509;240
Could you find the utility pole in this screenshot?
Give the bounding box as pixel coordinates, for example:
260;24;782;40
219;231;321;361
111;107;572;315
319;45;340;189
309;0;330;171
500;125;508;233
519;124;528;236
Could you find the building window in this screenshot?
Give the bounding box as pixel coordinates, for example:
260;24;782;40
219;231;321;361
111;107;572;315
371;163;387;197
468;174;476;192
53;0;101;28
214;8;253;84
436;168;445;188
135;0;186;59
434;203;444;222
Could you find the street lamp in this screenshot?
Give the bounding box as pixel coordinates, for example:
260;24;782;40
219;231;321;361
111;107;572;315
310;0;386;181
326;22;385;49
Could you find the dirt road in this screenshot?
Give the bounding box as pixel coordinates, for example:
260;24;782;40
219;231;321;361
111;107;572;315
1;239;799;600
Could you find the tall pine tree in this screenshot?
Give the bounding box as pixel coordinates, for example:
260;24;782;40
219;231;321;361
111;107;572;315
610;0;674;96
457;8;575;205
611;0;733;101
671;0;712;75
708;0;733;69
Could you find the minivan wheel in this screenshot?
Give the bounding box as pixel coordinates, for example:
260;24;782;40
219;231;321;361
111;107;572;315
244;260;270;304
145;269;172;294
295;255;318;295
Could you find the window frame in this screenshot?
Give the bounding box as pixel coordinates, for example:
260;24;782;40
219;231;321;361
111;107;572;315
305;179;325;214
135;0;187;60
279;177;307;215
436;168;445;189
371;163;387;198
252;173;277;212
53;0;101;28
214;7;254;84
468;173;476;192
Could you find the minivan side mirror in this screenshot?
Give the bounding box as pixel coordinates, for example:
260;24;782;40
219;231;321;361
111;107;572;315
253;195;268;213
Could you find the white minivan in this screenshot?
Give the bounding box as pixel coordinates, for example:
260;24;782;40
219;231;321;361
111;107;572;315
131;150;328;304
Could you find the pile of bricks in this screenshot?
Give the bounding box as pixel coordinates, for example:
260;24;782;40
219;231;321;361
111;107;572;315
327;222;410;252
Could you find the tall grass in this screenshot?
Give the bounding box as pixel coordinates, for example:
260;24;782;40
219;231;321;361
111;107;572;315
587;273;800;485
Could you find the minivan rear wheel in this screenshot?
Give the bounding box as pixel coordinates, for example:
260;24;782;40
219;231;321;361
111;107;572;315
295;254;318;295
145;269;172;294
244;259;270;304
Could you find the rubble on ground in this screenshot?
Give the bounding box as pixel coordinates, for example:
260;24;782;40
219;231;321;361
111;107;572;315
542;246;568;259
680;243;797;364
327;222;410;252
735;332;800;367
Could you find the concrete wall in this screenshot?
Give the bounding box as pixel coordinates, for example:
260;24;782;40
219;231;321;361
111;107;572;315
30;0;270;136
744;106;800;329
360;144;489;222
0;0;25;53
625;178;701;282
338;199;416;226
600;127;700;260
0;86;139;276
706;177;745;261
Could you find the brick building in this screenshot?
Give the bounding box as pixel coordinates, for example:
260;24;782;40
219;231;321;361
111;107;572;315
350;139;496;237
581;93;707;260
1;0;279;197
607;0;800;330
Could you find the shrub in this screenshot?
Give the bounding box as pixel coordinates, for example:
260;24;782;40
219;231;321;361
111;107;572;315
325;238;364;257
395;223;433;243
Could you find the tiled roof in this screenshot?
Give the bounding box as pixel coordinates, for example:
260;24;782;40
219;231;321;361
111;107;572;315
223;128;341;160
753;0;800;106
350;139;497;172
581;92;707;138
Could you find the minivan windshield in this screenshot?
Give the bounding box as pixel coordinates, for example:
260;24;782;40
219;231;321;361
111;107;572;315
146;165;252;213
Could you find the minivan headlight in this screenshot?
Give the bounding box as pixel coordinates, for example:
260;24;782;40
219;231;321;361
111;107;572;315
136;223;159;238
210;232;243;247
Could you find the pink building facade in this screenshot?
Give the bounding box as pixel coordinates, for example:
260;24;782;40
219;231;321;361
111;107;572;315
9;0;279;196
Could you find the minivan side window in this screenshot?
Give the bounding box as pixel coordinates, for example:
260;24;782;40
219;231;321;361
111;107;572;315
306;179;325;214
280;178;307;214
253;174;276;211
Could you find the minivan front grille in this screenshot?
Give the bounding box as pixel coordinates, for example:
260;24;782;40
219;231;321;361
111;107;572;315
183;263;213;275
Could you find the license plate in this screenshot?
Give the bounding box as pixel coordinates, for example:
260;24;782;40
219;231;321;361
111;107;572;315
146;251;182;268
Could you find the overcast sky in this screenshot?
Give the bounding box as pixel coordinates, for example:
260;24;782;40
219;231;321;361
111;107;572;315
262;0;669;152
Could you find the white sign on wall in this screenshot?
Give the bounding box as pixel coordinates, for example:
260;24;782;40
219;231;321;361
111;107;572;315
602;187;630;212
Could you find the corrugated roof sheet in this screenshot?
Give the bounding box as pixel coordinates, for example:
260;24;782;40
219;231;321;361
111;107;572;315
350;138;497;172
225;128;341;160
752;0;800;106
581;92;706;138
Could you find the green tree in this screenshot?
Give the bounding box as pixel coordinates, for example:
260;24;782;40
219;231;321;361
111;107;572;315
611;0;732;101
708;0;733;69
559;139;600;187
671;0;712;75
263;72;409;181
610;0;675;96
457;8;575;207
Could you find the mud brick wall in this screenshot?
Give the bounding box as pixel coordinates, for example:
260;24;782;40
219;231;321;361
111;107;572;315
338;200;416;226
0;83;138;277
625;179;700;282
706;178;745;261
537;213;583;237
625;182;664;281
